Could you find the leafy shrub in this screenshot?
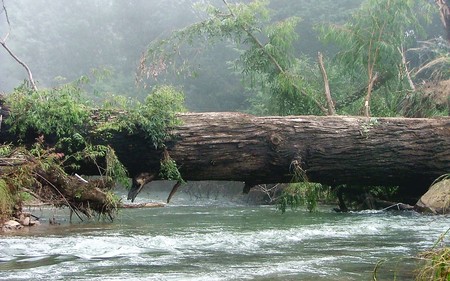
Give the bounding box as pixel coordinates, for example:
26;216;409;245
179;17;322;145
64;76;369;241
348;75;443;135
6;83;90;139
277;182;323;213
108;85;186;149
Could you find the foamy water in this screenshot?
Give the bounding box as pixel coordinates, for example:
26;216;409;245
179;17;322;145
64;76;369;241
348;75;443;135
0;200;448;281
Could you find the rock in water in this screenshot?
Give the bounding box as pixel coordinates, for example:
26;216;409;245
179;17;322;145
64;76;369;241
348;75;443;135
1;220;23;232
415;178;450;214
22;216;30;226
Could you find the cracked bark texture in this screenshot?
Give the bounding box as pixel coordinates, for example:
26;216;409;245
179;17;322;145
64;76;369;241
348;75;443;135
106;112;450;199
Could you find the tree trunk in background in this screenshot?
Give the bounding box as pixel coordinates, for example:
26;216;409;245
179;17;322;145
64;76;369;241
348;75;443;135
105;112;450;201
436;0;450;43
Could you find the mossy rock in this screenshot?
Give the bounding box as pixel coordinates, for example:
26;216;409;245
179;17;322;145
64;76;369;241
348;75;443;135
415;179;450;214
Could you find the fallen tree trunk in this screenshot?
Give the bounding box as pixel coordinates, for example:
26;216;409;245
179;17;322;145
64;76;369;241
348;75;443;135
1;95;449;203
104;112;450;201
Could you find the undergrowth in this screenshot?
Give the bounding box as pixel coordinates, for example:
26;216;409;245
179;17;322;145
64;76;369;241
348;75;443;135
416;228;450;280
6;83;91;139
1;82;186;221
0;179;14;222
159;149;185;183
277;160;325;213
100;84;185;149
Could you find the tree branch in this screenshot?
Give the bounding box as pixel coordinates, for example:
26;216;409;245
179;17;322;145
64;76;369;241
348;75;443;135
0;0;38;91
221;0;328;115
435;0;450;43
317;52;335;115
398;45;415;91
364;72;378;117
1;0;10;42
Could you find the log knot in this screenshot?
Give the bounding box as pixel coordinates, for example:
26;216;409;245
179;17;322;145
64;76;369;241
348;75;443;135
269;133;283;151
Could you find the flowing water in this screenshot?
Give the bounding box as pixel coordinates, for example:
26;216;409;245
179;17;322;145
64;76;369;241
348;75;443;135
0;187;449;281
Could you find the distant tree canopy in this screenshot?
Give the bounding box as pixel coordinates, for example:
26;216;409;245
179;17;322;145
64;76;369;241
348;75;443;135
138;0;447;117
1;0;448;115
0;0;369;112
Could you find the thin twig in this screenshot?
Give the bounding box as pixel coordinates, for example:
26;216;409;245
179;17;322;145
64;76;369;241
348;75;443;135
1;0;10;42
0;0;38;91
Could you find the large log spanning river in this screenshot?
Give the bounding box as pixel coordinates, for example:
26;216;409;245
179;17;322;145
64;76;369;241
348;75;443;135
0;186;448;281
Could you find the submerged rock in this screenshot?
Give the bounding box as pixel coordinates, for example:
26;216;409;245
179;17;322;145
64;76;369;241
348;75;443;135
415;178;450;214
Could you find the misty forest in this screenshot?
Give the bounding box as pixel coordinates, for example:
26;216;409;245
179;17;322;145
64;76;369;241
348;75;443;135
0;0;450;280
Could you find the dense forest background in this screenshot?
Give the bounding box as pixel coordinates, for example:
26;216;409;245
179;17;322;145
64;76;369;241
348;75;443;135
1;0;447;114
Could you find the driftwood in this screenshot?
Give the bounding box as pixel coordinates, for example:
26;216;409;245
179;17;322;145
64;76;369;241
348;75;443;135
0;148;117;220
120;202;166;208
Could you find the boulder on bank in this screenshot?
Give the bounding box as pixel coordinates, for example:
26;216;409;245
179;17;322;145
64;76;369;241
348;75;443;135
415;178;450;214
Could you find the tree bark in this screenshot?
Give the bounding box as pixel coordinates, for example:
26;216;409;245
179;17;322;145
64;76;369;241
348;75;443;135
104;112;450;200
435;0;450;43
1;100;449;201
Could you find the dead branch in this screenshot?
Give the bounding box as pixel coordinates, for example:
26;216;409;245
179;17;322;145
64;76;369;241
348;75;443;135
364;72;379;117
0;0;38;91
317;52;335;115
398;45;416;91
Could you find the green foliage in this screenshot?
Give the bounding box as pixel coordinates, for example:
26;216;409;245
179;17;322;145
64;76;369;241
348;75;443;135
416;228;450;281
18;191;34;203
6;83;91;139
109;85;186;149
105;191;121;213
319;0;434;116
0;144;12;157
277;182;323;213
4;80;186;189
320;0;431;74
139;0;326;116
368;185;399;199
71;143;130;188
0;179;14;220
104;147;129;188
4;81;133;191
159;156;185;183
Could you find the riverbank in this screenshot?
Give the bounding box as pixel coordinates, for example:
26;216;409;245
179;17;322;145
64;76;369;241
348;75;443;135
0;201;167;233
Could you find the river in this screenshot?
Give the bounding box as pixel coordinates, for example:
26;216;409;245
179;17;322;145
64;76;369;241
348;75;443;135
0;186;449;281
